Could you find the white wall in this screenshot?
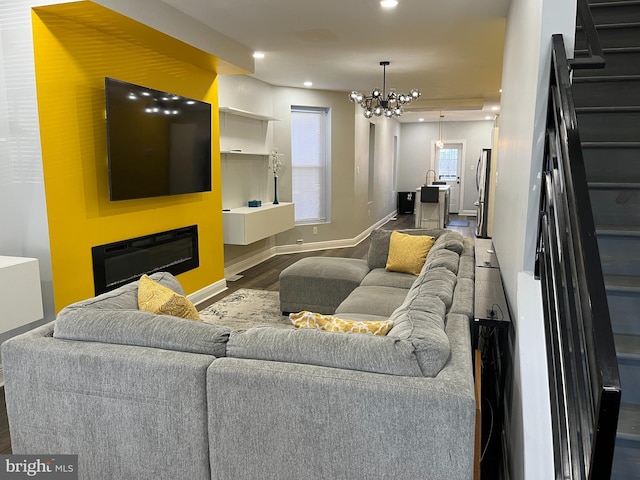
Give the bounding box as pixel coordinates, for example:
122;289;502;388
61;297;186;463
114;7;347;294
493;0;576;478
218;75;401;269
0;0;252;340
0;0;61;340
398;120;493;214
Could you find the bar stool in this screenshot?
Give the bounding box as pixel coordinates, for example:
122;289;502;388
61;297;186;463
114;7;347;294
419;185;440;229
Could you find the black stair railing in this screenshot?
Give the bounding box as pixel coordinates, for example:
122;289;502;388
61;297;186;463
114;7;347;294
535;33;621;479
571;0;605;69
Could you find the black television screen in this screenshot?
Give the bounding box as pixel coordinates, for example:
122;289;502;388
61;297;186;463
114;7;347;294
105;77;212;201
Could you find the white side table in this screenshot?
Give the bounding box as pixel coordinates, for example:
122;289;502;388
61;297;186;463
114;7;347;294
0;256;44;335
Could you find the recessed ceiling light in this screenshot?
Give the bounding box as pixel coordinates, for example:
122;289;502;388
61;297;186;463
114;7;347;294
304;81;313;87
419;118;425;122
485;116;492;120
253;52;265;59
380;0;398;8
491;106;499;111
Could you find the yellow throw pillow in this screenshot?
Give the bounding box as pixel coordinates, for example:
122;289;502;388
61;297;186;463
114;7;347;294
385;231;435;276
137;274;200;321
290;311;392;336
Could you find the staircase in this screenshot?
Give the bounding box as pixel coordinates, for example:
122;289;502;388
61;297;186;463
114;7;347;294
574;1;640;477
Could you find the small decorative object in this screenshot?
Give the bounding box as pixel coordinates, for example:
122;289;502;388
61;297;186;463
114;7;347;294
268;147;283;205
248;200;262;207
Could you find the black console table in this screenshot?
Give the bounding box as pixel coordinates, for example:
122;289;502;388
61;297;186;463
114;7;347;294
473;238;511;479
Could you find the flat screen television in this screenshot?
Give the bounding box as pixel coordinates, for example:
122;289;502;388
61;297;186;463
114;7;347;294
105;77;212;201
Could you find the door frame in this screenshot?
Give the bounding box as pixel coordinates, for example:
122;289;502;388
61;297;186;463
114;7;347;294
430;139;467;214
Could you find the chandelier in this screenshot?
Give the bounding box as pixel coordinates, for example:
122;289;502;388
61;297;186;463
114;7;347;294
348;61;420;118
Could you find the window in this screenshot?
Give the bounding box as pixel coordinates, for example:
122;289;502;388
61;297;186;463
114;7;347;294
291;106;331;224
436;144;462;181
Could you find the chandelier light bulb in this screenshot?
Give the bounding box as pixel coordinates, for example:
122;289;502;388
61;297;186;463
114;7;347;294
347;61;420;119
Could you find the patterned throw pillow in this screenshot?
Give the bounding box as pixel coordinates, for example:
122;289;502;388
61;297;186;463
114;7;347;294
385;231;435;275
137;274;200;321
290;311;392;336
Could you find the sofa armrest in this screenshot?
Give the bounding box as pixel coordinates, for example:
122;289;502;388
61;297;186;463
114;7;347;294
207;314;475;480
1;322;215;480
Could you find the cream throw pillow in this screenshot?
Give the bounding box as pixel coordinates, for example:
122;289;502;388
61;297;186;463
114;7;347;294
385;231;435;276
137;274;200;321
290;311;392;336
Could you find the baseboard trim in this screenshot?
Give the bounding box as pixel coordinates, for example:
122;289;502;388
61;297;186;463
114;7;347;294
459;209;477;216
188;278;227;307
223;211;397;278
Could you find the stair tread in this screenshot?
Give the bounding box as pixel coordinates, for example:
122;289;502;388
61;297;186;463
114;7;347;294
615;333;640;358
574;74;640;82
591;0;640;7
589;181;640;189
576;106;640;112
618;403;640;440
577;21;640;30
582;141;640;147
597;225;640;236
605;274;640;290
576;46;640;54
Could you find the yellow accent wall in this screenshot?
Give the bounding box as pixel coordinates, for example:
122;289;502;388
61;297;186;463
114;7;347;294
31;2;224;311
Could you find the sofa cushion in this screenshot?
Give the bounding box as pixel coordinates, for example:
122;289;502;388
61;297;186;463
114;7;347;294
423;248;460;276
367;228;443;270
360;268;417;289
53;272;230;357
385;232;435;275
449;277;474;319
334;286;409;318
226;327;423;376
411;267;457;310
387;294;449;377
426;231;465;259
290;311;393;335
457;255;476;280
138;274;200;321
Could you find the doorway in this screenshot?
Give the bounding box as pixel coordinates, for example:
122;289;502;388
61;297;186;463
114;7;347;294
432;141;464;213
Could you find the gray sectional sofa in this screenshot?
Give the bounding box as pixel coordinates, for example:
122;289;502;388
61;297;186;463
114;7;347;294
1;228;476;480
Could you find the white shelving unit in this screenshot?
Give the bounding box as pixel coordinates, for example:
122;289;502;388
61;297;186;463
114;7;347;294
223;202;294;245
219;106;279;156
219;106;278;122
220;106;293;245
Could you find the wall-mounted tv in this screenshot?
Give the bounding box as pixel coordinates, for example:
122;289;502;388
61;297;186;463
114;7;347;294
105;77;212;201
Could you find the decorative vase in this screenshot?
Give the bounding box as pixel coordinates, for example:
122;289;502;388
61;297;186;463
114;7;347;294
273;175;279;204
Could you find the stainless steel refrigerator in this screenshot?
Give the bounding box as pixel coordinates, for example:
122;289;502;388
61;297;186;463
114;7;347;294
475;148;491;238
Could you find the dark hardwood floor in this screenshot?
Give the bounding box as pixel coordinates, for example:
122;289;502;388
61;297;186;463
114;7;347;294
0;213;476;455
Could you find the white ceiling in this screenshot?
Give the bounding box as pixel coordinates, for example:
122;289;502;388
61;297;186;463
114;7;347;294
160;0;510;123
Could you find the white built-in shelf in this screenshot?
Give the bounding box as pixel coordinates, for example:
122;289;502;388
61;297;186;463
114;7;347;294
223;202;294;245
219;106;279;122
220;150;271;156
